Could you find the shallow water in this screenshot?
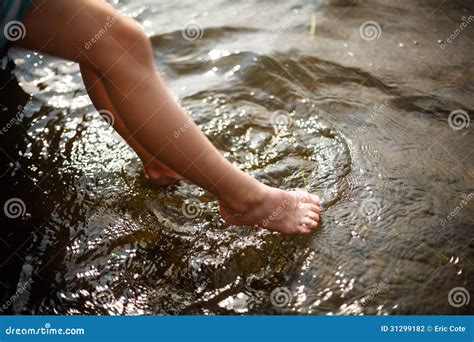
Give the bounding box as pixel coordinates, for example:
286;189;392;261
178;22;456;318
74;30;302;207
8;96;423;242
0;0;473;315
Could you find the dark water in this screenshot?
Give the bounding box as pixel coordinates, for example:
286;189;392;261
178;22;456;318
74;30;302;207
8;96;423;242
0;0;473;315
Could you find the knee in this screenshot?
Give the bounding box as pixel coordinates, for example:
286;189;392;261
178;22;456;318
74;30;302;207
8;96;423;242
113;17;153;63
85;15;154;71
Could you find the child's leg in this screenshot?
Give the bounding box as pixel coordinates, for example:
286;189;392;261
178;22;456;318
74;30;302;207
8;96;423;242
16;0;320;233
80;64;182;187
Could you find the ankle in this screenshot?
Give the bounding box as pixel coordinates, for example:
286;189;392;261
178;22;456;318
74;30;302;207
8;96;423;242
220;181;269;214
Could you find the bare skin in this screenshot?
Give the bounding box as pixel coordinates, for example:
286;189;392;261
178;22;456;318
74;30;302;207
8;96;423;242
80;64;182;187
16;0;321;234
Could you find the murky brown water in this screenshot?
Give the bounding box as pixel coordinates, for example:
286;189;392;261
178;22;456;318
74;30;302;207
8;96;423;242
0;0;473;315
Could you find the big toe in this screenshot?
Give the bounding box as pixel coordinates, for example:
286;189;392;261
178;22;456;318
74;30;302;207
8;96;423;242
293;190;320;206
149;175;177;187
144;169;177;187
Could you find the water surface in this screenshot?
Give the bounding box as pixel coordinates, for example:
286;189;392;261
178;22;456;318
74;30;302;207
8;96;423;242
0;0;473;315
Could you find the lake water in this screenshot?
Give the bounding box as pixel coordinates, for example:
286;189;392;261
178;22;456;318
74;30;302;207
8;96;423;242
0;0;472;315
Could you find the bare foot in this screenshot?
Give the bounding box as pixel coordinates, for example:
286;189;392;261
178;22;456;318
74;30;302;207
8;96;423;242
219;186;321;234
143;160;184;187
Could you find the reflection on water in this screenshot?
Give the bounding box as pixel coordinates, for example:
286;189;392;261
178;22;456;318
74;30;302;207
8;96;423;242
0;0;473;315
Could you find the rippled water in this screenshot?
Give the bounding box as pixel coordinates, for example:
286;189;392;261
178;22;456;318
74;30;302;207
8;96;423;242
0;0;473;315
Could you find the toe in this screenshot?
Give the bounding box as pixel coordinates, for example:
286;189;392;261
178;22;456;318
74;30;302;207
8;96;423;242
311;194;320;206
155;176;175;187
301;217;319;230
305;193;320;206
301;203;321;215
296;224;316;234
294;190;320;206
145;173;177;187
310;203;321;214
298;227;313;234
295;190;313;202
144;163;184;183
308;211;320;221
